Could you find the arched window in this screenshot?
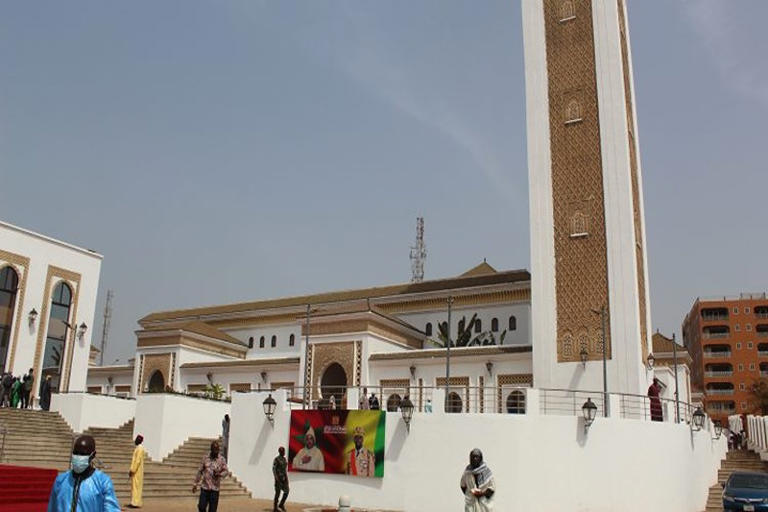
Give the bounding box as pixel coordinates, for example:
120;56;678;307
0;267;19;373
271;335;277;348
259;336;265;348
570;212;589;237
147;370;165;393
248;336;254;349
565;99;582;123
506;390;526;414
508;316;517;331
475;319;482;333
491;318;499;332
458;319;465;333
560;0;576;21
440;321;448;333
446;392;463;413
425;323;432;336
42;281;72;392
289;334;295;347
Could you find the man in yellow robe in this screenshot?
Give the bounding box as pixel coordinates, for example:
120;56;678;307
128;434;145;508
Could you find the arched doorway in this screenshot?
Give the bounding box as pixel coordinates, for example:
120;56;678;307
386;393;402;412
446;391;463;413
506;390;526;414
320;362;347;408
148;370;165;393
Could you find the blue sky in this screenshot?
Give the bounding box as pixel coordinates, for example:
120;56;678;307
1;1;767;363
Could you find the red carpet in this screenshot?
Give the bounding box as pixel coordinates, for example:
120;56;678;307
0;464;58;512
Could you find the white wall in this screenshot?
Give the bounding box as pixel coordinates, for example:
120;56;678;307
395;303;531;346
0;221;102;395
51;393;135;432
132;393;230;461
229;390;725;512
181;366;299;395
86;366;135;396
225;323;303;359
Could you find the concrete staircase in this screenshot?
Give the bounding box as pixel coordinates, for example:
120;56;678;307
0;408;251;505
703;450;768;511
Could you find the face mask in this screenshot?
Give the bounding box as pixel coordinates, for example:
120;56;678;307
71;454;92;474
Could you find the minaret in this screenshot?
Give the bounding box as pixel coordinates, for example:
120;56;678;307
523;0;651;395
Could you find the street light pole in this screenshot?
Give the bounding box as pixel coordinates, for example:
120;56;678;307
445;296;454;407
600;306;608;417
304;304;311;410
673;333;680;424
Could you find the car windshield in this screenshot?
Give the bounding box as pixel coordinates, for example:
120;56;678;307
730;474;768;489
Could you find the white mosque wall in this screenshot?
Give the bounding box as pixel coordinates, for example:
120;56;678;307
85;366;135;396
132;393;230;461
229;390;725;512
0;221;102;394
225;323;303;359
180;366;299;395
52;393;135;433
394;303;531;346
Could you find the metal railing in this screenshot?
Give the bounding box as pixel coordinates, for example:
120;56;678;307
707;389;734;396
704;371;733;377
539;388;605;417
611;392;696;424
701;315;729;322
703;332;729;339
758;351;768;357
703;351;732;359
757;331;768;338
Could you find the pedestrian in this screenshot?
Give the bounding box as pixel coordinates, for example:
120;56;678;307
647;377;663;422
47;434;121;511
425;398;433;413
221;414;230;460
368;392;380;410
40;375;53;411
0;372;7;407
22;368;33;408
193;440;228;512
358;387;369;410
460;448;495;512
272;446;289;512
329;395;336;410
128;435;145;508
11;376;21;408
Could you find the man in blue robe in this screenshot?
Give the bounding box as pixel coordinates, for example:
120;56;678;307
47;434;121;512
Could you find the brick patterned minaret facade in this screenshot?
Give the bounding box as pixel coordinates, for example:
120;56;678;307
524;0;652;394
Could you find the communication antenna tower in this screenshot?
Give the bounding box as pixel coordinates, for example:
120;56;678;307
99;290;114;366
410;217;426;282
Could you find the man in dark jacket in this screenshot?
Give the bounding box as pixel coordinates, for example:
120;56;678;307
22;368;33;408
0;372;12;407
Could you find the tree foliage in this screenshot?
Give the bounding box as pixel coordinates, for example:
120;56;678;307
750;378;768;415
428;314;507;348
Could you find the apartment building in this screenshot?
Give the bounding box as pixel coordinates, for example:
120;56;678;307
683;293;768;424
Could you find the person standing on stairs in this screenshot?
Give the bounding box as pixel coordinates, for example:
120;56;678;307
22;368;33;408
47;434;121;512
40;374;53;411
193;440;228;512
128;434;145;508
272;446;289;512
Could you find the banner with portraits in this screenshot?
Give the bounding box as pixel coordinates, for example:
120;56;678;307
288;409;385;477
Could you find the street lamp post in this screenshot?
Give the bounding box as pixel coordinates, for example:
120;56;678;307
591;306;609;417
304;304;310;410
673;333;680;424
445;296;454;408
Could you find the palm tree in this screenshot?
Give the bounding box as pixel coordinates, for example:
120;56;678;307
428;314;507;347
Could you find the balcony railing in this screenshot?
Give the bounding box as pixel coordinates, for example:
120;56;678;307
707;389;734;396
757;331;768;338
704;332;729;339
703;351;732;358
756;312;768;319
702;315;729;322
705;370;734;377
707;406;736;414
761;371;768;377
759;351;768;357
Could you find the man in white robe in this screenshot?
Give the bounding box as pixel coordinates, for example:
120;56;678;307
460;448;495;512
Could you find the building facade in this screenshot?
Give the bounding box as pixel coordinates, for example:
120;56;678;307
0;221;102;400
87;262;536;413
683;294;768;424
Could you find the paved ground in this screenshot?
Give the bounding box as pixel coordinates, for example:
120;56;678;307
127;497;325;512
